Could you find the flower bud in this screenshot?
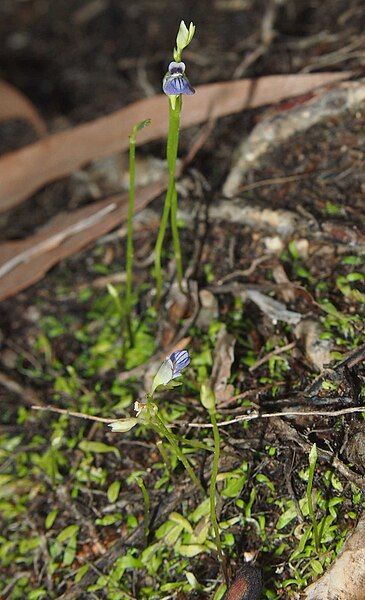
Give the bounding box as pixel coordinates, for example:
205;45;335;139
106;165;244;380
200;383;216;411
174;21;196;61
108;418;138;432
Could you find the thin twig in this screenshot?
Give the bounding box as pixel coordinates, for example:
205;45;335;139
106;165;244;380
249;341;296;372
32;404;365;429
177;406;365;429
32;405;115;423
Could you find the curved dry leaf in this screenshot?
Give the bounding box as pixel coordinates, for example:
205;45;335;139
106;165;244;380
305;514;365;600
0;79;47;138
0;178;166;301
210;325;236;404
0;72;349;213
245;289;302;325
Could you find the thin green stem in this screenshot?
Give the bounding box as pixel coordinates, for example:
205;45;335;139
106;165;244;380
124;132;136;348
136;477;150;545
307;443;320;552
209;410;224;565
154;96;182;302
170;184;183;288
156;439;173;478
154;410;204;494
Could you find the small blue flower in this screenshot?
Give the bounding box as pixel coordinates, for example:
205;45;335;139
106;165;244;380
169;350;190;378
151;349;190;394
163;62;195;96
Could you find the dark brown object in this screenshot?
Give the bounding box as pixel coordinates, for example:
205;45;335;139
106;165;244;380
224;565;263;600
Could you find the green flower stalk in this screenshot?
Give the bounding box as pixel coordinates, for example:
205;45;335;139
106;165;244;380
307;443;320;552
124;119;150;350
109;350;204;493
201;384;226;578
154;21;196;301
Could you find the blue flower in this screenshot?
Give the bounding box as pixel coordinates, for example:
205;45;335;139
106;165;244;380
151;350;190;394
163;62;195;96
169;350;190;377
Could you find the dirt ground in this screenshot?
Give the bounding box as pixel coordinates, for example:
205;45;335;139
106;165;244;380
0;0;365;599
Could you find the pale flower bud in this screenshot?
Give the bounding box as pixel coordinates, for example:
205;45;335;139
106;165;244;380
108;418;138;432
200;383;216;411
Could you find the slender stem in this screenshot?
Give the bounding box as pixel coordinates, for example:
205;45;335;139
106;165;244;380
154;411;204;493
156;439;173;478
124;130;137;347
154;96;182;302
170;184;183;288
307;444;320;552
209;410;225;569
32;405;115;423
136;477;150;545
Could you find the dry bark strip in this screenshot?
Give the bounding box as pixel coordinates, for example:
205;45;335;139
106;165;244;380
0;179;166;301
223;79;365;197
0;72;349;212
0;79;47;138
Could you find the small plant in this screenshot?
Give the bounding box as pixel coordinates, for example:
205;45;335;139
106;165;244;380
109;349;204;493
154;21;196;300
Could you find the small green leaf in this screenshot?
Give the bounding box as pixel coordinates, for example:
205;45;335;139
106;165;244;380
277;503;297;530
107;481;121;503
45;509;58;530
95;514;121;526
177;543;206;557
185;571;200;589
74;564;89;583
310;559;323;575
79;440;120;458
63;535;77;566
57;524;79;543
169;512;193;533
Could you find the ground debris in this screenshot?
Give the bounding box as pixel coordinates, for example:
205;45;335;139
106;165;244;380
244;289;302;325
210;325;236;404
294;319;333;371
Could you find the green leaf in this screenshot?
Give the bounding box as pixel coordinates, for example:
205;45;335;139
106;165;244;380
277;503;297;530
212;583;227;600
310;559;323;575
75;564;89;583
107;481;121;503
164;524;184;546
45;509;58;530
62;535;77;566
169;512;193;533
221;475;245;498
189;498;210;522
79;440;120;458
57;524;79;543
177;543;206;557
95;514;121;526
